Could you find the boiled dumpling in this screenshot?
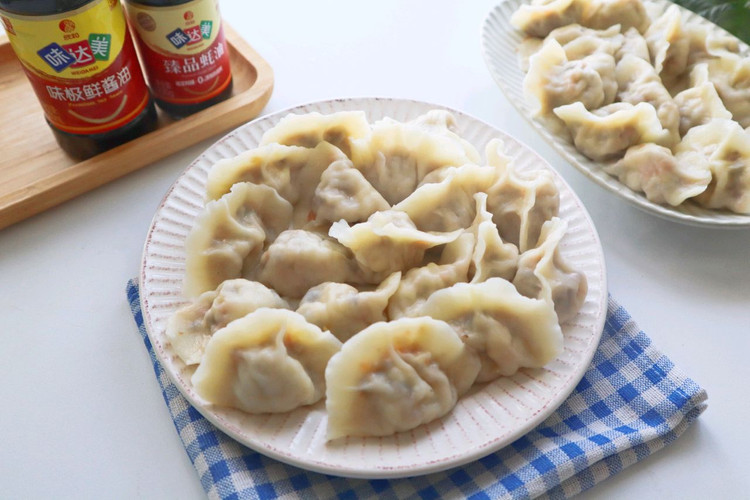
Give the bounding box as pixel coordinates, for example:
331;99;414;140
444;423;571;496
510;0;584;38
348;111;481;204
311;158;390;225
523;38;568;115
386;233;474;319
259;110;371;158
468;193;519;283
329;210;463;279
201;281;289;335
255;229;361;299
484;140;560;252
513;217;588;323
704;53;750;128
205;141;348;227
518;37;545;73
548;24;624;60
393;164;498;232
414;278;563;383
296;272;401;342
166;291;216;365
604;143;711;206
518;24;623;68
410;110;481;157
325;317;481;440
615;54;681;145
673;64;733;136
552;101;670;161
192;308;341;413
166;279;289;365
582;0;650;33
644;5;690;86
183;182;293;296
615;27;650;62
686;27;742;66
545;23;622;49
485;135;514;170
524;38;617;116
674;119;750;213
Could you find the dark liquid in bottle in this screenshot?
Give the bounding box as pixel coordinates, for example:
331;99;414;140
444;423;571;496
0;0;157;160
124;0;233;119
153;79;233;119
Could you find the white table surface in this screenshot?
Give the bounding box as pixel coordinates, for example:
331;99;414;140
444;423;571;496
2;1;749;498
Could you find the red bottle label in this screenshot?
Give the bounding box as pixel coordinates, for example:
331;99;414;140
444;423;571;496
125;0;232;105
2;0;151;135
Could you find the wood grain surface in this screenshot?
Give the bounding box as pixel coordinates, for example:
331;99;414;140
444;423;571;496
0;23;274;230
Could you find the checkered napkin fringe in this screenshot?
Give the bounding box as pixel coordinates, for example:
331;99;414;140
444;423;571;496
127;279;707;500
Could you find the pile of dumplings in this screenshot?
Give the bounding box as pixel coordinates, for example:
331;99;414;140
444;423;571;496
511;0;750;213
165;110;588;440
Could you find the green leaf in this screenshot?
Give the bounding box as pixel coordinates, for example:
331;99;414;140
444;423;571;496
671;0;750;44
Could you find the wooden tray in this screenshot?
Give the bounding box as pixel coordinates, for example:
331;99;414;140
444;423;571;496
0;23;274;230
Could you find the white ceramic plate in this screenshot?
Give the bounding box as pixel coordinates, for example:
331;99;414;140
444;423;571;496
139;97;607;478
481;0;750;228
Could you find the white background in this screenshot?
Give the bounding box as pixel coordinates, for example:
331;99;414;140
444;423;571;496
1;1;749;498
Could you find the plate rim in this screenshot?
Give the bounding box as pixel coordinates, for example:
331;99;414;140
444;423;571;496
480;0;750;229
139;96;608;478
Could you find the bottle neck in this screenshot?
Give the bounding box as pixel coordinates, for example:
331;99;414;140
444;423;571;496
0;0;95;16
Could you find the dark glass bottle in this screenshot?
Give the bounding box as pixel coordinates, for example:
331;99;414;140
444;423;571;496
0;0;157;160
123;0;233;118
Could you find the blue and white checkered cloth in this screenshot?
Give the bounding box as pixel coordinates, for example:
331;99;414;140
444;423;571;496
126;279;707;499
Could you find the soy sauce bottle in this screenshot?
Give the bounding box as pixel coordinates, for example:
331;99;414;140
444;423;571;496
0;0;157;160
123;0;233;118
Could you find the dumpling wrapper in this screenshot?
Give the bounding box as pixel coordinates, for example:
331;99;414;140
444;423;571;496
311;158;390;226
166;279;289;365
386;233;475;319
604;143;711;206
553;101;671;161
673;63;733;136
296;272;401;342
329;210;463;279
484;139;560;253
205;142;348;227
183;182;293;297
523;38;617;117
255;229;362;299
674;119;750;214
548;24;625;61
615;27;650;63
394;163;499;232
518;24;627;72
325;317;480;440
192;308;341;414
582;0;650;34
510;0;584;38
704;53;750;129
414;278;563;383
513;217;588;324
615;54;681;146
468;192;519;283
348;111;481;204
644;4;690;86
259;110;372;158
